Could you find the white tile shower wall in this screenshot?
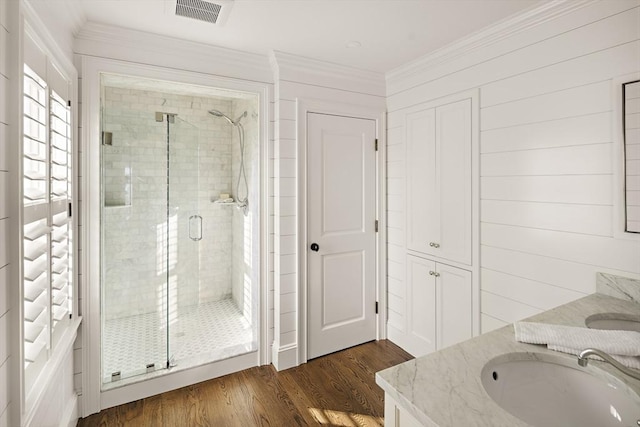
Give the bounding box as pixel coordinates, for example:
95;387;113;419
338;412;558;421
0;1;10;423
230;98;260;326
385;1;640;339
102;87;235;320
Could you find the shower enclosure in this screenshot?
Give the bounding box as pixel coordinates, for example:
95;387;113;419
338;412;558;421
100;74;259;387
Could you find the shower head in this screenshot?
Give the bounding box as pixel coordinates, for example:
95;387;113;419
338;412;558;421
208;109;235;125
208;109;248;126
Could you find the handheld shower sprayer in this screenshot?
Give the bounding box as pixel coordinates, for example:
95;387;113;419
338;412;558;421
208;109;249;215
208;109;247;126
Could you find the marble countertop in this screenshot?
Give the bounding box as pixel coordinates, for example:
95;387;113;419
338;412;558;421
375;293;640;426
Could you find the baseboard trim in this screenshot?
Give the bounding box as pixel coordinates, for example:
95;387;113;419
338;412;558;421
272;344;298;371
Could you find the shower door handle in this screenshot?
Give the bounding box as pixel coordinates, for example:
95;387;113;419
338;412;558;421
189;215;202;241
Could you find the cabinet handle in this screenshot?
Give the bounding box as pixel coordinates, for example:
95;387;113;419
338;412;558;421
429;242;440;248
429;271;440;277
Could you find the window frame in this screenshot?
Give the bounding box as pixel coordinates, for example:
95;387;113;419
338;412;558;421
18;18;80;421
613;72;640;241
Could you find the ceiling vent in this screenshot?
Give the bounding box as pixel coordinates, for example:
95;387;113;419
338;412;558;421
175;0;233;25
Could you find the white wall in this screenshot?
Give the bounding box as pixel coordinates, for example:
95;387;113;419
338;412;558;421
29;350;76;427
269;51;386;369
0;0;11;424
386;0;640;338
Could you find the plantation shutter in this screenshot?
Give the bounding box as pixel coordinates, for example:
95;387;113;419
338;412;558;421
23;63;50;376
22;33;74;392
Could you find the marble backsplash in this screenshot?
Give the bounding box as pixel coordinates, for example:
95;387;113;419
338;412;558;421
596;272;640;304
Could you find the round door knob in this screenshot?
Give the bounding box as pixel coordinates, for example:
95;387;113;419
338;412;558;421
310;243;320;252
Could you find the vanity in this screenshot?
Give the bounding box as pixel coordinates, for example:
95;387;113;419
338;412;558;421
376;274;640;426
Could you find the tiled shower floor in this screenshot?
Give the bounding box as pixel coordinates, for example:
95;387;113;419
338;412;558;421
102;298;255;383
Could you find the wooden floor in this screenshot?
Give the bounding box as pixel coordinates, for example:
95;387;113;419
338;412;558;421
77;340;413;427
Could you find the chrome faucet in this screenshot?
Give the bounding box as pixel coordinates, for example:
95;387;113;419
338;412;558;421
577;348;640;381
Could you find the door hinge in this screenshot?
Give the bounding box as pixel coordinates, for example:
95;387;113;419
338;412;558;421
375;220;379;232
375;301;379;314
102;131;113;146
67;100;71;107
375;138;378;151
68;202;72;218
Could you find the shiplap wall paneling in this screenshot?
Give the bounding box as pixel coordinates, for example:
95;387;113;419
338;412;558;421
387;1;640;110
481;80;610;131
386;1;640;334
481;175;612;205
268;95;275;350
482;222;640;276
272;66;385;368
481;112;611;154
273;85;298;350
0;0;10;423
477;7;639;326
386;112;406;344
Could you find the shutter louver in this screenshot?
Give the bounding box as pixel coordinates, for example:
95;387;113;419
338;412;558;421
50;92;70;199
23;219;49;372
23;65;47;205
50;90;72;338
23;65;51;377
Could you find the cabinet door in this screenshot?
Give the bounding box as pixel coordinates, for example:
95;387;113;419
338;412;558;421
406;108;438;255
406;255;436;357
384;394;423;427
436;263;472;349
436;99;472;265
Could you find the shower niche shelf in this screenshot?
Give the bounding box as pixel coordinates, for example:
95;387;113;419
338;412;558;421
213;198;236;206
104;201;130;208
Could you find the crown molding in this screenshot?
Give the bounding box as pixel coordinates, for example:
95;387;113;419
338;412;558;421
22;0;78;78
271;50;385;97
386;0;596;91
74;22;273;84
59;0;86;36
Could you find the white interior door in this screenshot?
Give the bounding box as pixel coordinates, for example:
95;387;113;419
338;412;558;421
307;112;377;360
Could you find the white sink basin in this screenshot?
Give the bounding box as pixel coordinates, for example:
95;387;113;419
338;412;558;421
481;352;640;427
586;313;640;332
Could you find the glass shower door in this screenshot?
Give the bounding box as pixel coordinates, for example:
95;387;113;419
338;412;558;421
101;98;170;384
167;117;201;366
100;75;261;388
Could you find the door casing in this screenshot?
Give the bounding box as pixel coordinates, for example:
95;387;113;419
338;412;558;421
296;98;387;365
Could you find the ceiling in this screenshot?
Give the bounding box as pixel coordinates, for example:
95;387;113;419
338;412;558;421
42;0;544;73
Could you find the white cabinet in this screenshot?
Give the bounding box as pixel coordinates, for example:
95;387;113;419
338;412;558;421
388;90;478;364
405;255;472;357
384;394;424;427
406;98;472;265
